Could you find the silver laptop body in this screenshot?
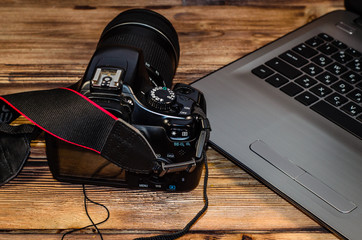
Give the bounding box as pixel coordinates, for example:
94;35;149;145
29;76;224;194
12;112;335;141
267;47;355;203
192;8;362;240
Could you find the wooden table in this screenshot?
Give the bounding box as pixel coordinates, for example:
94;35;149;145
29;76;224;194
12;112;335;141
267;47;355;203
0;1;345;239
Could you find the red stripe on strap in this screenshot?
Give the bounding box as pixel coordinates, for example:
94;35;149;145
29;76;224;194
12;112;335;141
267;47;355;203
61;87;119;121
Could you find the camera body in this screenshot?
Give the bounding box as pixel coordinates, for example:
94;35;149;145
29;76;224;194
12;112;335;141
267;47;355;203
45;9;209;191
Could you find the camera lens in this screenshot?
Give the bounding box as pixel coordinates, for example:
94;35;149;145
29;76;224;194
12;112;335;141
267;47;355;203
97;9;180;88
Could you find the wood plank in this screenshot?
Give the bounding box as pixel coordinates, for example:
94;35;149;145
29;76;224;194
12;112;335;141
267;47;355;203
0;232;338;240
0;0;183;8
0;0;343;7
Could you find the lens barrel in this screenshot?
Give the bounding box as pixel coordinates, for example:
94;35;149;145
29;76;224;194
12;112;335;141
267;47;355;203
97;9;180;88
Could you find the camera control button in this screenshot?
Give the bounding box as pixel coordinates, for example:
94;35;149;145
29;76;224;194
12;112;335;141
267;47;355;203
147;86;176;111
168;185;176;191
179;106;192;116
176;96;194;116
170;128;190;140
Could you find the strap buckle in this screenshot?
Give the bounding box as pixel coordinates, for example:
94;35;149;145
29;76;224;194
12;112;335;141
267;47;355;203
158;158;196;177
201;117;211;131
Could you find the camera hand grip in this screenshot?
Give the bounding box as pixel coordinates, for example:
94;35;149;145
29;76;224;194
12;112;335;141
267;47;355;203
101;119;157;173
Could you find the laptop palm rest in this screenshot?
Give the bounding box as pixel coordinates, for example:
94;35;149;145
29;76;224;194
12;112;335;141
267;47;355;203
250;140;357;214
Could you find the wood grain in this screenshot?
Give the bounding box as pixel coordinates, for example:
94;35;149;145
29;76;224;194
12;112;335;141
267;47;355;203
0;1;344;239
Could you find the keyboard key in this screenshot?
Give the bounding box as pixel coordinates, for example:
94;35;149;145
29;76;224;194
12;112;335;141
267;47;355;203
357;114;362;122
357;83;362;90
292;43;318;58
341;71;362;84
341;102;362;116
318;33;333;42
301;63;323;76
325;93;348;106
347;58;361;72
252;65;274;79
347;89;362;103
346;48;361;57
331;80;353;94
280;82;303;96
316;72;338;85
265;74;288;87
317;43;338;55
326;62;348;75
295;75;317;88
279;51;308;67
332;40;348;49
311;54;332;67
332;51;353;64
266;58;302;79
295;91;318;106
305;36;324;47
310;84;332;97
311;100;362;139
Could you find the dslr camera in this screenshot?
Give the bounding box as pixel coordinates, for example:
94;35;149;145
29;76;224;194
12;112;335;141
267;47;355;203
45;9;209;191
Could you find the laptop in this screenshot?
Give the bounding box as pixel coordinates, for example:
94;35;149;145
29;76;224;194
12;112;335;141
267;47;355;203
191;1;362;239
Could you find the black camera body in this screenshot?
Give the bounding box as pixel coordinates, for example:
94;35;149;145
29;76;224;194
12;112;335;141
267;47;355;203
46;9;209;191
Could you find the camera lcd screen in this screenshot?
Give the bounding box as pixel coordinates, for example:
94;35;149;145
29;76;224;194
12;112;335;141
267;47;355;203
47;138;126;185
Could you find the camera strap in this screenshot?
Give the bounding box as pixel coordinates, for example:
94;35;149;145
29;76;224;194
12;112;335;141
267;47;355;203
0;87;160;185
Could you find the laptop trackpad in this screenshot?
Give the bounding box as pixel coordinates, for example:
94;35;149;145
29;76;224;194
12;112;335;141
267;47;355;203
250;140;357;214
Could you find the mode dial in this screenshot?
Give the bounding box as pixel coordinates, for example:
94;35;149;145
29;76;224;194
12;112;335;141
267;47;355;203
147;86;176;111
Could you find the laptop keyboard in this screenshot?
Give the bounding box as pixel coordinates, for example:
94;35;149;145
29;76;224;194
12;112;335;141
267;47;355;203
252;33;362;139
